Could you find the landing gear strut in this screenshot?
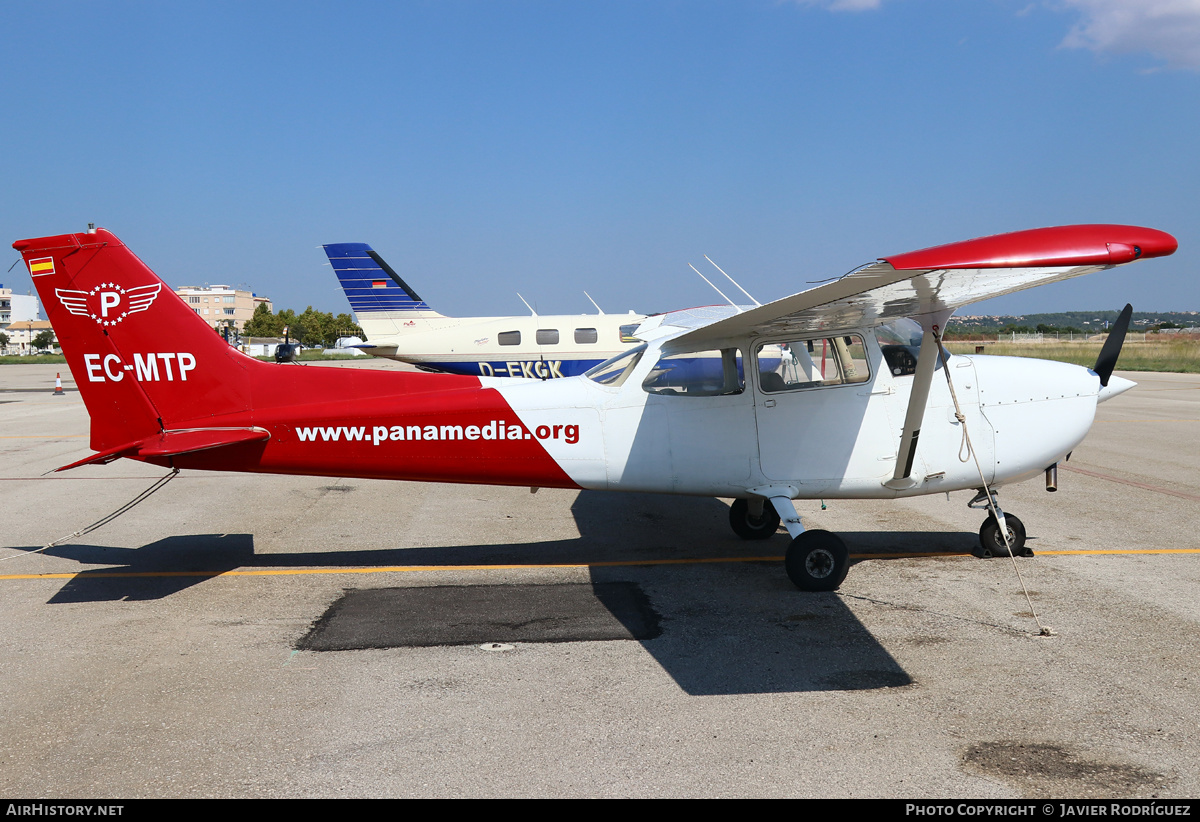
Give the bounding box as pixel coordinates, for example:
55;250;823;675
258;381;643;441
736;494;851;592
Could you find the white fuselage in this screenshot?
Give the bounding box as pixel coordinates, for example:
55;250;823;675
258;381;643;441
357;310;647;378
488;327;1120;500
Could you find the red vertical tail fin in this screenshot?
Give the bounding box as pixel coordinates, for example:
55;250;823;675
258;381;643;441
14;229;253;452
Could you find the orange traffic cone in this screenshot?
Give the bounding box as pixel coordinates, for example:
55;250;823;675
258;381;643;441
52;373;65;396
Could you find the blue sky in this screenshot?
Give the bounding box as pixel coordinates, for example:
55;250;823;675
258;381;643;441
3;1;1198;319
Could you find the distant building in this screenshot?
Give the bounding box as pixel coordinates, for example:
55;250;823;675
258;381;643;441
173;285;271;332
0;285;40;326
3;320;56;353
241;337;287;358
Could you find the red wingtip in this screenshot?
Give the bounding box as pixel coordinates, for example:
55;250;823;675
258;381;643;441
884;224;1178;271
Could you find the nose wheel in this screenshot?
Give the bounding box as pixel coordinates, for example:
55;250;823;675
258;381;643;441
979;513;1030;558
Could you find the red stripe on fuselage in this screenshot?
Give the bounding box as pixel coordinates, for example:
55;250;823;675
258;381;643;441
152;377;580;489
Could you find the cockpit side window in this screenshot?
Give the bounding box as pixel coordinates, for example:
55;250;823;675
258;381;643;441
642;348;745;397
756;335;870;393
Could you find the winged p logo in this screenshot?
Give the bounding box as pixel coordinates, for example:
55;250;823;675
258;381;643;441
55;283;162;327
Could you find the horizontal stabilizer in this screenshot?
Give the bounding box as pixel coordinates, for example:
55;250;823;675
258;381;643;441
56;427;271;472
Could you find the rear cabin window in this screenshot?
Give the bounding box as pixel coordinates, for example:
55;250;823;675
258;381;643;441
498;331;521;346
757;336;870;392
643;349;745;397
574;328;598;344
619;323;641;343
536;329;559;345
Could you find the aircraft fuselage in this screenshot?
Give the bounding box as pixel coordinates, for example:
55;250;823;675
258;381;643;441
144;329;1114;502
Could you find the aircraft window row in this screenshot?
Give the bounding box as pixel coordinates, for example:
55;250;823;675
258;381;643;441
756;336;870;393
643;349;744;397
585;344;646;387
497;328;606;346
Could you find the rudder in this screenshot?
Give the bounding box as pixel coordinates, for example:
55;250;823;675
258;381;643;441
15;228;254;452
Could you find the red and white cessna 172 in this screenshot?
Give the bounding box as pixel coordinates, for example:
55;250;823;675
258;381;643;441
15;224;1176;590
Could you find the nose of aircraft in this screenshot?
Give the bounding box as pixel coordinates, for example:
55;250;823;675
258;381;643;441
1097;373;1136;404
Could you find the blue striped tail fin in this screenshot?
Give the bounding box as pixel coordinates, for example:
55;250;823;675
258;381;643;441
324;243;433;313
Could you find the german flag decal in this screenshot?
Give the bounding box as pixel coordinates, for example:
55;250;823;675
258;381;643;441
28;257;55;277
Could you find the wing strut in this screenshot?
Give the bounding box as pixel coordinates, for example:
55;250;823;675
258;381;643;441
884;310;952;490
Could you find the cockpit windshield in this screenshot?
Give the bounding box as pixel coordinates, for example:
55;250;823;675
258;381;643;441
585;344;647;387
876;317;942;376
876;317;923;349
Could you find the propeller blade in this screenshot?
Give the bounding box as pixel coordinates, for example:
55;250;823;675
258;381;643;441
1093;303;1133;387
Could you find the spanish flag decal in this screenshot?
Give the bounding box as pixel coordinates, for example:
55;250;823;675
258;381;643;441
28;257;55;277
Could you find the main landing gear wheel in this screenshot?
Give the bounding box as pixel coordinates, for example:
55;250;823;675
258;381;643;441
729;498;781;540
979;514;1030;558
784;530;850;591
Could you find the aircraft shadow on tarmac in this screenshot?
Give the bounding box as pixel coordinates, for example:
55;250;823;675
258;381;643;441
33;491;984;695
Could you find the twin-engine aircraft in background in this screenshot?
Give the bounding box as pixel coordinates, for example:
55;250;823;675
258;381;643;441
323;242;646;378
17;224;1176;590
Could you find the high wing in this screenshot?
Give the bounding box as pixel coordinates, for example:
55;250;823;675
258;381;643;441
663;225;1177;347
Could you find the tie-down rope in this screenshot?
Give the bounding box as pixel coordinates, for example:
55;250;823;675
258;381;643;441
930;327;1051;637
0;469;180;563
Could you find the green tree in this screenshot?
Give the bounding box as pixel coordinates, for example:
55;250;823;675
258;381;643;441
32;330;56;351
333;313;364;342
290;306;326;347
243;302;282;338
277;309;298;342
0;332;8;349
240;304;364;347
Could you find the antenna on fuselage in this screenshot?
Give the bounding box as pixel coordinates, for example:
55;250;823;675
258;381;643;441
516;293;538;317
705;255;761;306
583;292;605;314
688;263;742;313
